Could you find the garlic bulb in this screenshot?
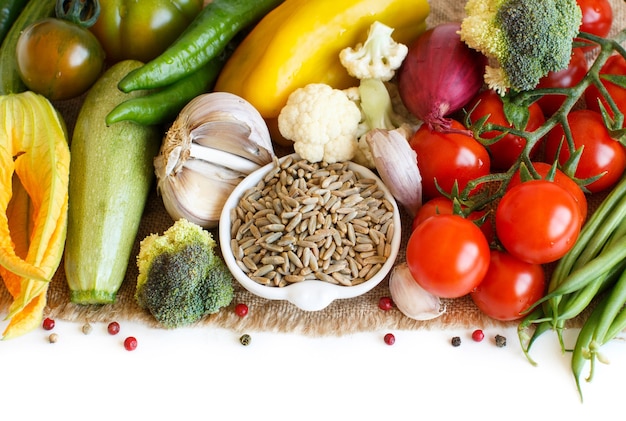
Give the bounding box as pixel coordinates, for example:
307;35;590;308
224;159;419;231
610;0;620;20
389;262;445;321
155;92;275;228
365;127;422;217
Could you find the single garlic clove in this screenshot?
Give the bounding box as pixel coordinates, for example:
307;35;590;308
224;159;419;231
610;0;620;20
366;128;423;217
192;119;274;166
184;92;275;156
388;262;445;321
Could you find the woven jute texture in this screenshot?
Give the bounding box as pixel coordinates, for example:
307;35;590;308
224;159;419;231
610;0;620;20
2;0;625;336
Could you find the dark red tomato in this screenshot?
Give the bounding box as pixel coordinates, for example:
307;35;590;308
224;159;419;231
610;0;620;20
545;109;626;193
584;54;626;118
411;196;494;244
470;250;546;321
576;0;613;39
16;17;105;100
467;89;545;170
536;48;589;116
409;119;491;199
508;162;588;222
496;180;582;264
406;214;490;298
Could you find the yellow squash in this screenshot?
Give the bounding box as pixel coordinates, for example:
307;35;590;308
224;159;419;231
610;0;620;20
214;0;430;120
0;91;70;340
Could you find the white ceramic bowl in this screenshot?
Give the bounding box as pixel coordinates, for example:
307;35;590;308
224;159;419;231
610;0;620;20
219;153;402;311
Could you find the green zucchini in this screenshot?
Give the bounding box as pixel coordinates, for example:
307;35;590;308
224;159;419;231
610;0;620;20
0;0;55;94
64;60;161;305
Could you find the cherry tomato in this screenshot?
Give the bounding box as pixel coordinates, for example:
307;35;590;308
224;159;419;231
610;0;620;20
545;109;626;193
470;250;546;321
508;162;588;222
406;214;490;299
16;17;105;100
584;54;626;118
495;180;582;265
409;119;491;199
536;48;588;116
467;89;545;170
411;196;494;244
90;0;204;63
576;0;613;39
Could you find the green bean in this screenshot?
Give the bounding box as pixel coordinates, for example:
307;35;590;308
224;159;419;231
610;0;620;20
571;294;608;402
539;236;626;305
592;269;626;346
602;299;626;344
517;309;552;365
554;259;626;322
117;0;284;92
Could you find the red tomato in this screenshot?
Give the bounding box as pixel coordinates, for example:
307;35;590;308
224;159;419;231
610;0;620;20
584;54;626;118
409;119;491;199
508;162;588;222
577;0;613;39
545;109;626;193
411;197;454;230
406;214;490;298
467;89;545;170
536;48;589;116
470;250;546;321
411;196;494;244
495;180;582;264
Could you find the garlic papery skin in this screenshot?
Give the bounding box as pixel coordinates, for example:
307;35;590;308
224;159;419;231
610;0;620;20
155;92;275;228
365;127;422;218
389;262;445;321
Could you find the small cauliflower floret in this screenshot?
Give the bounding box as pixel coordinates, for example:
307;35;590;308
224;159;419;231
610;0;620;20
278;83;361;163
460;0;582;94
135;218;234;329
339;21;409;81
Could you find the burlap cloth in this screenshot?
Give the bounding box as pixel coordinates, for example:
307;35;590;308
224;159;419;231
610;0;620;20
2;0;625;336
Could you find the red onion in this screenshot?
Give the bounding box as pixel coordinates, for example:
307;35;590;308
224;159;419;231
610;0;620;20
397;22;487;132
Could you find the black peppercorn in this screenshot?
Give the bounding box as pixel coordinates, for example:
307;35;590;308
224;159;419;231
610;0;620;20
495;334;506;347
451;336;461;347
240;334;251;346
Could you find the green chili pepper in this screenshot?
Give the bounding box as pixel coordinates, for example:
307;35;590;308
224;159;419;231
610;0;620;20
117;0;284;93
0;0;29;43
106;57;224;126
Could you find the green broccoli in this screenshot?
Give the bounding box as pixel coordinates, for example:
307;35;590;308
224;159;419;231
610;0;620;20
135;218;234;328
459;0;582;94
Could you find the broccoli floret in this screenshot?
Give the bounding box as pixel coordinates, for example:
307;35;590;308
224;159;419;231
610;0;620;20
135;218;234;328
459;0;582;94
202;258;235;314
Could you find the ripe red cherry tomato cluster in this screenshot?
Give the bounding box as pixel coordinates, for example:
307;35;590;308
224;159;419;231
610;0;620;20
402;2;619;322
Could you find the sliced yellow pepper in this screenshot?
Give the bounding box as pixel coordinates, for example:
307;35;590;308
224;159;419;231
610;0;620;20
214;0;430;120
0;91;70;340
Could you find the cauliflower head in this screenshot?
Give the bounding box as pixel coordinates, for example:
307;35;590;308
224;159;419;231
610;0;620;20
278;83;361;163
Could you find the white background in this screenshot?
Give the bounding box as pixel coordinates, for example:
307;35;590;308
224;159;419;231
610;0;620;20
1;317;623;420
